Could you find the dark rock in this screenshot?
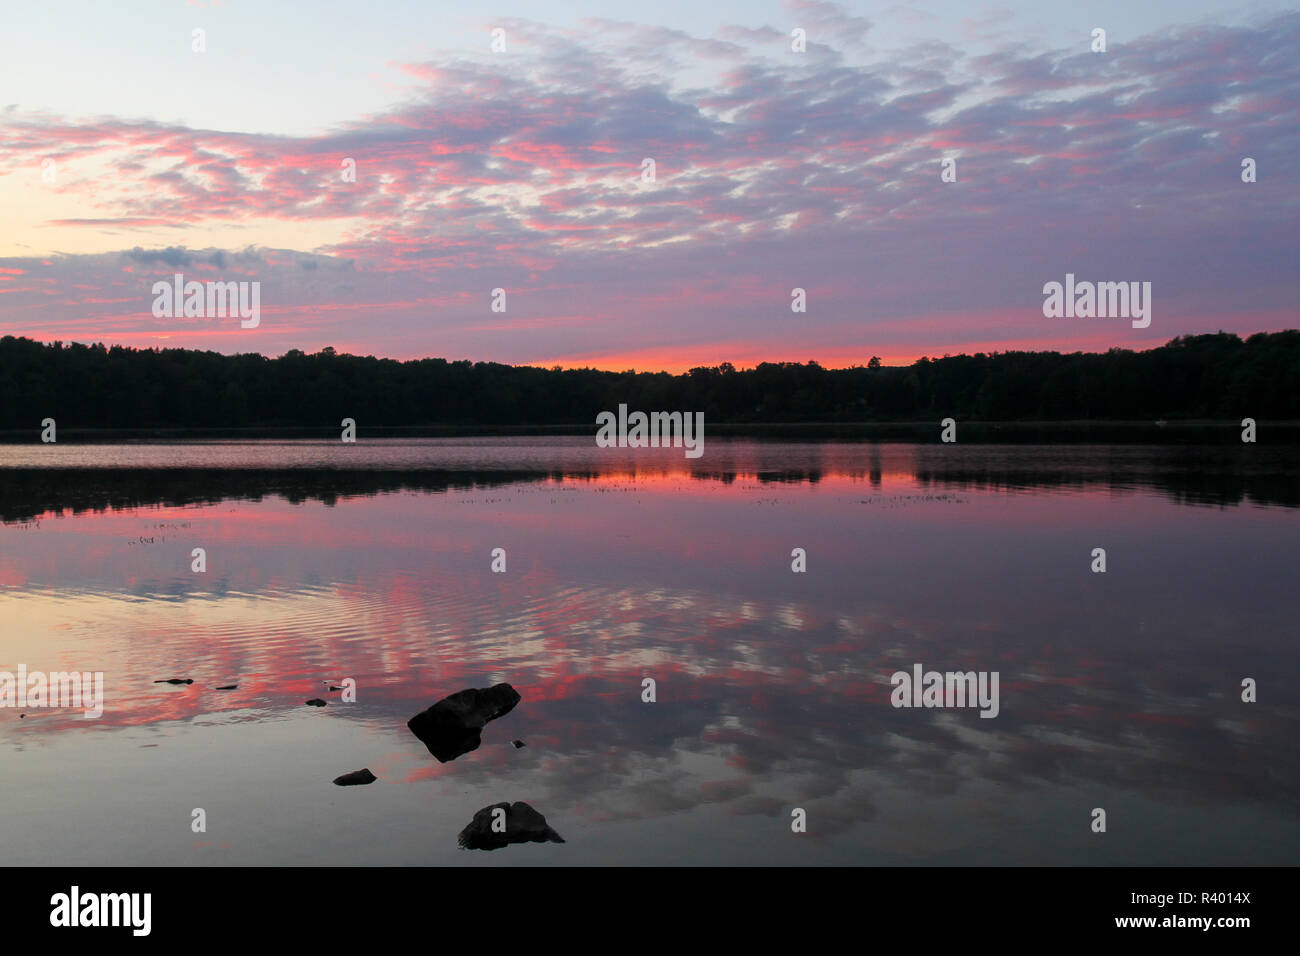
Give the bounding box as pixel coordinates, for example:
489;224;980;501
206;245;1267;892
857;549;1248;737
215;684;238;690
305;698;327;707
333;769;377;786
407;684;521;763
512;739;526;749
458;801;564;851
329;685;344;692
154;678;193;685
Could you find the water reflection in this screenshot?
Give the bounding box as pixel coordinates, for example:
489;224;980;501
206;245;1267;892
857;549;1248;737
2;440;1297;525
0;440;1296;865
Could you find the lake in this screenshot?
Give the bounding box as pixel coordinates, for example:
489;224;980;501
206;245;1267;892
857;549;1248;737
1;438;1296;865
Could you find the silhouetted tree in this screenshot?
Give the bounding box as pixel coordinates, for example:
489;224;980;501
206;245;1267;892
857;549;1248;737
0;331;1295;429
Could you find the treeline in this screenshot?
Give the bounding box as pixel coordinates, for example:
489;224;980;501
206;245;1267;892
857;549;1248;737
0;331;1296;428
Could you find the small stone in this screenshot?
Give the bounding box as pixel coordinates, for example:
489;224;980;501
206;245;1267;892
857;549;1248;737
458;801;564;851
333;769;377;786
407;684;521;763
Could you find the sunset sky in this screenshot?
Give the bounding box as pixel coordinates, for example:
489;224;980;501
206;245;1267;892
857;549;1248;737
0;0;1295;371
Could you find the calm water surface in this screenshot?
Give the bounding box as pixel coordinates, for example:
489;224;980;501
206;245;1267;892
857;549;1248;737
1;439;1296;865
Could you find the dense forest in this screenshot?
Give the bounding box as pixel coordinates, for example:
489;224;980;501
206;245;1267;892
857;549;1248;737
0;331;1296;429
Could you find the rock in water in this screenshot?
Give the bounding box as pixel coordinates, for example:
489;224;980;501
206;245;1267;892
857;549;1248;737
305;698;327;707
333;769;377;786
457;801;564;851
512;739;526;749
154;678;193;685
215;684;238;690
407;684;521;762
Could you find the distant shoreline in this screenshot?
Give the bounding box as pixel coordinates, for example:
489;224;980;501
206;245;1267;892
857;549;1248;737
4;333;1298;432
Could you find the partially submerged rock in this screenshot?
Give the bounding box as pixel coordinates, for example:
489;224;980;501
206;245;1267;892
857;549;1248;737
154;678;193;685
458;801;564;851
333;769;377;786
215;684;238;690
512;739;526;749
407;684;521;762
305;698;327;707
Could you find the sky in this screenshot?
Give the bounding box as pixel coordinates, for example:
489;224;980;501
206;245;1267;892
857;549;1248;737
0;0;1295;371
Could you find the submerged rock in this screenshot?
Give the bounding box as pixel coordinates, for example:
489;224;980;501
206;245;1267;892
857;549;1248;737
305;698;327;707
333;769;377;786
458;801;565;851
407;684;521;762
153;678;193;685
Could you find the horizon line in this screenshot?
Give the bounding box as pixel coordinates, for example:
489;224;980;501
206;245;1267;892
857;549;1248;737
6;329;1289;377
